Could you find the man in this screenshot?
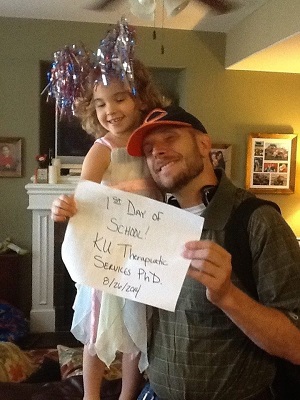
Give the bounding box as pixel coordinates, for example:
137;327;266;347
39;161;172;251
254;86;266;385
126;106;300;400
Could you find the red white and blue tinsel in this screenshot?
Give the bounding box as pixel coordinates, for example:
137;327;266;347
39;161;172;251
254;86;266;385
94;16;136;95
44;44;93;117
44;17;136;117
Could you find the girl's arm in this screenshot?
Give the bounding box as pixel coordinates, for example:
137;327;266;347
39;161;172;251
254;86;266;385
80;142;111;183
51;142;111;221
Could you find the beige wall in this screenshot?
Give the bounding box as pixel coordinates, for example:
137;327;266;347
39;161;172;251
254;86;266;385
1;17;300;312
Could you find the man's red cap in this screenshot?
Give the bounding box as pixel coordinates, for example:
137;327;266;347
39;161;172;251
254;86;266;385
127;106;207;157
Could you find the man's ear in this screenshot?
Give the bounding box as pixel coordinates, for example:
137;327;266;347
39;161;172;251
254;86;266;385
195;132;212;157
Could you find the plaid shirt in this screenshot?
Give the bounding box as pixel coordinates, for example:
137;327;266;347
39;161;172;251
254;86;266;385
146;170;300;400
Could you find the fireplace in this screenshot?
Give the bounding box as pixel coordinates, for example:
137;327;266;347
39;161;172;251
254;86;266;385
54;222;77;331
25;177;78;332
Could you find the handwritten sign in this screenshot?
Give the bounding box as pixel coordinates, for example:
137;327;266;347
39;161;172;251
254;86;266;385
61;180;204;311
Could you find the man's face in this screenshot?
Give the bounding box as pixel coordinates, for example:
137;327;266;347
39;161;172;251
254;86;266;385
142;126;204;193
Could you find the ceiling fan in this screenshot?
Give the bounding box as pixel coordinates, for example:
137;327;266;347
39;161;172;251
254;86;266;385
86;0;237;19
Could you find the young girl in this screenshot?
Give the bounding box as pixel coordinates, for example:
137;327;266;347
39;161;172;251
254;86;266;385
51;26;169;400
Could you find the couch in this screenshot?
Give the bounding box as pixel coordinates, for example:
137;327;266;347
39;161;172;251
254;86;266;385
0;375;122;400
0;340;122;400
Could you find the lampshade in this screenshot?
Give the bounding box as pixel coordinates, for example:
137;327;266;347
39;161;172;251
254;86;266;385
129;0;156;20
164;0;190;16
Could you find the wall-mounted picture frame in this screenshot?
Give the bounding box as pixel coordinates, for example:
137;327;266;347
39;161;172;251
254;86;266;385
211;144;232;178
245;133;297;194
0;137;23;177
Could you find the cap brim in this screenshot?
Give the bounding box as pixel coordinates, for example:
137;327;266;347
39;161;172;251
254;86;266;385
127;120;192;156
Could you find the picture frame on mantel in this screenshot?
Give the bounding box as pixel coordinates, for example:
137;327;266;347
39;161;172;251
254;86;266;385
0;137;23;178
245;133;297;194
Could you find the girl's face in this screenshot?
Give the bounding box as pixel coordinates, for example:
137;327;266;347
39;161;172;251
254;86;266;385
93;79;144;138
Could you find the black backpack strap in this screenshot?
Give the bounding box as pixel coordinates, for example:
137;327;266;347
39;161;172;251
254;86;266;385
224;197;281;298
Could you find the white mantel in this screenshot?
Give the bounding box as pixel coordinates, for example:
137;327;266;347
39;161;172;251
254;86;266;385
25;177;78;332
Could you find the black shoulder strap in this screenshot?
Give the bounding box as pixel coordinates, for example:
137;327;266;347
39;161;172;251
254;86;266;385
224;197;281;298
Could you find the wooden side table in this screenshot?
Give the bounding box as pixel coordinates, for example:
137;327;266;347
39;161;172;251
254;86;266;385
0;252;21;308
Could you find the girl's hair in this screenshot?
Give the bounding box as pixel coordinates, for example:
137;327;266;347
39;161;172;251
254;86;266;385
75;59;171;137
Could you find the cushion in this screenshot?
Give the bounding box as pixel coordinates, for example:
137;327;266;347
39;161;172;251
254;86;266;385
0;342;38;382
25;348;59;366
57;345;122;381
57;345;83;380
0;302;29;342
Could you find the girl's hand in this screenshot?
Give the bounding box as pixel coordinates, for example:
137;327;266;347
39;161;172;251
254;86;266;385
51;194;77;222
182;240;234;307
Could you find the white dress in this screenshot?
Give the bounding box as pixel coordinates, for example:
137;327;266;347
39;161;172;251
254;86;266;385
71;137;162;372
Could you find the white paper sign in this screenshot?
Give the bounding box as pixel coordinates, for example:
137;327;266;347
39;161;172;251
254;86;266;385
61;180;204;311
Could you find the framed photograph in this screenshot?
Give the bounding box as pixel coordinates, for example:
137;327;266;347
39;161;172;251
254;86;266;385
211;144;232;178
0;137;23;177
245;133;297;194
35;168;48;183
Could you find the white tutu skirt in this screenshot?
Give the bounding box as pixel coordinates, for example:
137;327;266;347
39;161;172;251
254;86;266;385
71;283;149;372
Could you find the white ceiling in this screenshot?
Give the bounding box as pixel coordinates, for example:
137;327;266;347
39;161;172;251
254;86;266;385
1;0;300;74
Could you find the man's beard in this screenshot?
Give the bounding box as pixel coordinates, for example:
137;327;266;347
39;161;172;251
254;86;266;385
153;160;204;193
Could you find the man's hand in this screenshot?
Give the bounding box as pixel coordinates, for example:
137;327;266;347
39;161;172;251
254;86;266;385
182;240;234;306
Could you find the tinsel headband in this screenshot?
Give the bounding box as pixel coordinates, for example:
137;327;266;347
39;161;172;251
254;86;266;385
94;16;136;94
44;17;136;117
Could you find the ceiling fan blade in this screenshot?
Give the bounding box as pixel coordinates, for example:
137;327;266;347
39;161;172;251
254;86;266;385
196;0;237;14
85;0;238;16
85;0;117;11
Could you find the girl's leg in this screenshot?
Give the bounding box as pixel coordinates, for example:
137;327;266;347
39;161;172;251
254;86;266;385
83;344;106;400
119;352;145;400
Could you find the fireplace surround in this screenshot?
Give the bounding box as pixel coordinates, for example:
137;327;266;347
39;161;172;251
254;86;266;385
25;177;78;332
